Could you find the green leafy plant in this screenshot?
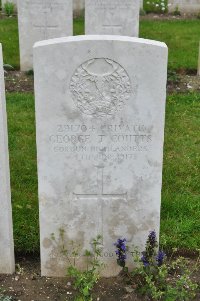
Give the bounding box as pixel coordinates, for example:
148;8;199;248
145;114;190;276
167;70;180;84
144;0;168;14
52;230;104;301
173;5;181;16
67;235;103;301
197;11;200;19
3;1;15;16
115;231;199;301
0;293;12;301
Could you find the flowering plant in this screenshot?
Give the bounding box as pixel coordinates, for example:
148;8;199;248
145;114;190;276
144;0;168;13
114;231;198;300
114;238;127;268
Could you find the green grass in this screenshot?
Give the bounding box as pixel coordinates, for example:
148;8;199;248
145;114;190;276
0;17;199;71
140;20;199;71
0;18;19;69
6;92;200;253
161;93;200;250
7;93;39;253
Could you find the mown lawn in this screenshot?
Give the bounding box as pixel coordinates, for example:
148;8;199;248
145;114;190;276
6;92;200;253
0;17;199;71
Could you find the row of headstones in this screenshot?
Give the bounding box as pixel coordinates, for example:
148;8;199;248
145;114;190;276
2;0;200;14
1;0;144;12
17;0;141;71
0;1;168;277
7;0;200;72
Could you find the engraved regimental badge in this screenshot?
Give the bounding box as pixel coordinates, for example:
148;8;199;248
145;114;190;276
70;58;132;117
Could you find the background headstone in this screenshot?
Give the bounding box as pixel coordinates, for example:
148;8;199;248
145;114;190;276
85;0;140;36
0;44;15;274
168;0;200;13
34;36;168;277
18;0;73;71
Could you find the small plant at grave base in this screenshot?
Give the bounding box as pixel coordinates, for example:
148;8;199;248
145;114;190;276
115;231;199;301
167;70;180;85
25;69;34;76
140;8;146;16
173;6;181;16
196;11;200;19
3;2;15;17
66;235;104;301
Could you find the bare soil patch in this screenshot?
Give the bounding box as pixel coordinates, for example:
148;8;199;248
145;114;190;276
5;71;34;93
140;13;200;20
0;256;199;301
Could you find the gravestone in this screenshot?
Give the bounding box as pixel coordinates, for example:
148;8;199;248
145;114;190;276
168;0;200;13
85;0;140;36
18;0;73;71
34;35;168;277
0;44;15;274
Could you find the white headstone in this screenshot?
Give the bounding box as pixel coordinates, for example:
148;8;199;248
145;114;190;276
0;44;15;274
18;0;73;71
85;0;140;36
168;0;200;13
34;35;168;277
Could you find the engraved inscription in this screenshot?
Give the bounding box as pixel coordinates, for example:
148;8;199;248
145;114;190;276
49;122;152;163
88;0;132;9
70;58;132;117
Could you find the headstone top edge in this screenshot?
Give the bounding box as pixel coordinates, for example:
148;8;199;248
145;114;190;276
33;35;168;50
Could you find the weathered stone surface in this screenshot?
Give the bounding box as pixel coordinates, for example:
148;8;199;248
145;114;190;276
34;35;168;277
18;0;73;71
0;44;15;274
85;0;140;36
168;0;200;13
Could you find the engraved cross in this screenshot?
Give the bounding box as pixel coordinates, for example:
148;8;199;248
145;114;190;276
73;165;127;238
73;165;127;198
33;0;59;40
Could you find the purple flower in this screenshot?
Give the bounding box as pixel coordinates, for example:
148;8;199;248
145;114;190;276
114;238;127;268
156;251;166;266
141;253;149;267
147;230;157;249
